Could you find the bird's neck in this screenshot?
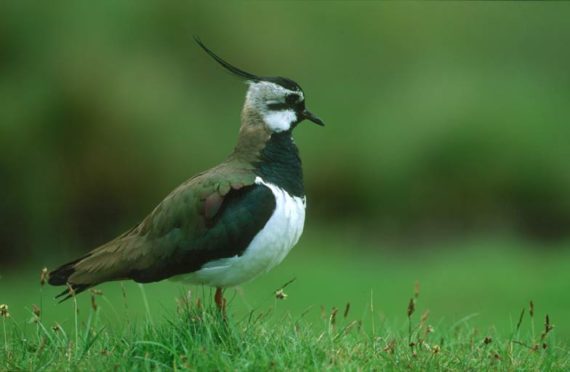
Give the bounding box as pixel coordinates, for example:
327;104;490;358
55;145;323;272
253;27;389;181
256;131;304;197
231;106;304;197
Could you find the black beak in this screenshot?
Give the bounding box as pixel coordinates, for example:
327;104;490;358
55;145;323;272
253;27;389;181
302;109;325;126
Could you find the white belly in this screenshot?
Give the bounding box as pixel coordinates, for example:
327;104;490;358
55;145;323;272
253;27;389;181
176;177;305;288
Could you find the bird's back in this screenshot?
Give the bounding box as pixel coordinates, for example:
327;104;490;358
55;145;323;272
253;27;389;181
49;158;266;298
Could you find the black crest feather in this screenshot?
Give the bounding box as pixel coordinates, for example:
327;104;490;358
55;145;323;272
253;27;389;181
194;36;260;82
194;37;303;93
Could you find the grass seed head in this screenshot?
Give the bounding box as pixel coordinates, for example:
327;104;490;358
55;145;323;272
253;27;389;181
516;308;525;331
420;309;430;327
541;314;554;341
330;307;338;326
89;289;103;311
40;267;48;287
274;278;295;300
343;302;351;319
0;304;9;318
383;339;396;354
407;298;415;317
483;336;492;345
529;300;534;318
545;314;552;331
275;289;287;300
32;304;41;318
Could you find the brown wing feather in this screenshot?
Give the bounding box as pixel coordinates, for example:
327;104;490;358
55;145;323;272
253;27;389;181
49;160;256;299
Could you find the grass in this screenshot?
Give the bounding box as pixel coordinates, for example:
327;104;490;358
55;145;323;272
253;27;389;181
1;284;567;370
1;229;570;369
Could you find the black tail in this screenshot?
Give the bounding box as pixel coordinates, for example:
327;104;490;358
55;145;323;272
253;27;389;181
49;255;92;302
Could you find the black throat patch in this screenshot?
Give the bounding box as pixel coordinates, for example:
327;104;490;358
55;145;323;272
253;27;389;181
255;131;304;198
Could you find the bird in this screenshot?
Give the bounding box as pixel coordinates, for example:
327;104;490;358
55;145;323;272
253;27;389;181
48;38;324;311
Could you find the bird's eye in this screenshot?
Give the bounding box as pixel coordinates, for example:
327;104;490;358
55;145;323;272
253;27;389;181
286;94;299;105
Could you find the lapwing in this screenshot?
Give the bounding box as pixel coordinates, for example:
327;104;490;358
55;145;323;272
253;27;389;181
48;38;324;311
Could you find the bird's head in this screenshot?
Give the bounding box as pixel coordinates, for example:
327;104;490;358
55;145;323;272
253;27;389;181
195;38;324;134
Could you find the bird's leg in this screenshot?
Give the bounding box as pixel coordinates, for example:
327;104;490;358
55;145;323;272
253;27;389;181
214;287;226;316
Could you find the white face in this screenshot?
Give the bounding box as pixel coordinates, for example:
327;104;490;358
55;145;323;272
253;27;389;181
245;81;305;133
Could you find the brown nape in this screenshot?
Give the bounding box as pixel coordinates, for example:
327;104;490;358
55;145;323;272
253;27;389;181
231;104;271;163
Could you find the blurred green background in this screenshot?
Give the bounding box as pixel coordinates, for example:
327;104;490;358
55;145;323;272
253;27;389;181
1;2;569;339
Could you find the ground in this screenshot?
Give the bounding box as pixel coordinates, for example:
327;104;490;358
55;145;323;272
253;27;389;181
1;227;569;370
